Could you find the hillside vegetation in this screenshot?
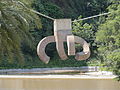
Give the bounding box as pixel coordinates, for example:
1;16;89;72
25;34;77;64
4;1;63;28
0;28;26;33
0;0;120;80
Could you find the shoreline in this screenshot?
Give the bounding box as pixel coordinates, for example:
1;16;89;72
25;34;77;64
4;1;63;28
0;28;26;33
0;66;99;74
0;74;117;79
0;66;117;79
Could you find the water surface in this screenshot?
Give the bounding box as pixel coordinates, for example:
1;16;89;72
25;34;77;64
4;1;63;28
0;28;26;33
0;76;120;90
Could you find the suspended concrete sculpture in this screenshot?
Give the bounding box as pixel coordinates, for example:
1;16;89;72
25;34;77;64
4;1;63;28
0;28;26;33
37;19;90;64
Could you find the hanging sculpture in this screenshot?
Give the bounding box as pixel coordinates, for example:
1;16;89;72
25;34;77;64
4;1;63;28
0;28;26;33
37;19;90;64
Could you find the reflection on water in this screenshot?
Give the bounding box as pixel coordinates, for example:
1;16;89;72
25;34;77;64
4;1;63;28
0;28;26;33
0;77;120;90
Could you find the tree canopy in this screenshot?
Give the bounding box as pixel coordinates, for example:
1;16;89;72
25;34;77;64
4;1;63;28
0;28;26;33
0;0;119;80
96;1;120;79
0;0;41;64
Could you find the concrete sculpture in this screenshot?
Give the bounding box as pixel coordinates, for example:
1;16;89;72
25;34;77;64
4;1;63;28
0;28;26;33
37;19;90;64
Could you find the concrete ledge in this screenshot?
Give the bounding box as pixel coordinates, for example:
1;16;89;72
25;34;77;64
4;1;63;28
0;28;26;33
0;66;100;75
0;66;117;79
0;74;117;79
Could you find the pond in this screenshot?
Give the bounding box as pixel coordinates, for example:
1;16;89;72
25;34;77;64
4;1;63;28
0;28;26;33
0;75;119;90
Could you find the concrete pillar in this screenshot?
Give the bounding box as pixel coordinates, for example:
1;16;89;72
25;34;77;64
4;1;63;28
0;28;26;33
54;19;72;60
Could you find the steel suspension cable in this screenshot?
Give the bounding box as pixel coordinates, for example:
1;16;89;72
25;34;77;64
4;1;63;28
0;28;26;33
16;1;55;21
15;1;110;22
72;12;110;22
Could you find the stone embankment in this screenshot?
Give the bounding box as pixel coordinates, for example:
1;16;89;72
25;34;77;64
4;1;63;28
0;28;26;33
0;66;99;75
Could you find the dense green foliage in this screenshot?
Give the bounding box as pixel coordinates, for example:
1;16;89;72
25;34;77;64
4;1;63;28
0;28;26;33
72;17;94;51
96;1;120;80
33;0;111;19
0;0;120;80
0;0;41;64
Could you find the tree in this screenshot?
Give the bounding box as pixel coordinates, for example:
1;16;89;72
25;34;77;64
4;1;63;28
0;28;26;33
96;1;120;80
0;0;41;64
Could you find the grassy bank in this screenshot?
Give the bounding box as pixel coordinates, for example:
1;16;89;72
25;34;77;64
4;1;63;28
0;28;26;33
0;57;88;69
